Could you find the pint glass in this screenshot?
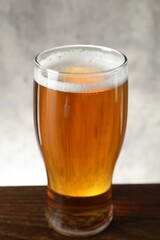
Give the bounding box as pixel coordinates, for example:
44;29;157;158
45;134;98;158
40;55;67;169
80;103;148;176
33;45;128;237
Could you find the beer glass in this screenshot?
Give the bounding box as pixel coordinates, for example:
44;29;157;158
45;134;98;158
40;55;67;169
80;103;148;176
33;45;128;237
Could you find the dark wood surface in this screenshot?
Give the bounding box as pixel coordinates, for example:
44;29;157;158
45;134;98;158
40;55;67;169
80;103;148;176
0;184;159;240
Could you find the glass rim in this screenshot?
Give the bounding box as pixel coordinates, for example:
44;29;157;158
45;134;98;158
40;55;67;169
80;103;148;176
34;44;128;77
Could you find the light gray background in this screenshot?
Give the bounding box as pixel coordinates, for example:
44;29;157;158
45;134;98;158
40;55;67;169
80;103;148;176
0;0;160;186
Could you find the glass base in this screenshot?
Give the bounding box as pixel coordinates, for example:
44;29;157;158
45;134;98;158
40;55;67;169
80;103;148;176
45;188;113;237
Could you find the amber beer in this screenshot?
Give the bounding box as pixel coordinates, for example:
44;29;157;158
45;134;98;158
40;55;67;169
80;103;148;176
34;45;128;237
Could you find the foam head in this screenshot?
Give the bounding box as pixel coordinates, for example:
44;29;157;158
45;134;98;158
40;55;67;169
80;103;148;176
34;45;128;92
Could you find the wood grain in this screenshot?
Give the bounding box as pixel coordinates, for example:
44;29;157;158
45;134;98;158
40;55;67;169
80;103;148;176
0;185;159;240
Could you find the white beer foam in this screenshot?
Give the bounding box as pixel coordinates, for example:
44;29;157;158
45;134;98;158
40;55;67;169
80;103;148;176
34;49;127;93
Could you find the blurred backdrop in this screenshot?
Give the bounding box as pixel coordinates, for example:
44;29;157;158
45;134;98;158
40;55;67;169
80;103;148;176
0;0;160;186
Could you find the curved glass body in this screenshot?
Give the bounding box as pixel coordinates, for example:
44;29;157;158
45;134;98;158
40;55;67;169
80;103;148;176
33;45;128;237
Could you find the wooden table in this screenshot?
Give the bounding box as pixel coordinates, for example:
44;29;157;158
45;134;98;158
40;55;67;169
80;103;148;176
0;184;159;240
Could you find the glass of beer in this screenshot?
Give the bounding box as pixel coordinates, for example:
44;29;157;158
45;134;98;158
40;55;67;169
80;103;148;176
33;45;128;237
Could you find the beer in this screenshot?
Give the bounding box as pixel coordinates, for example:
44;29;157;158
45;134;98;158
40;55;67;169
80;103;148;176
34;79;127;197
33;45;128;236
